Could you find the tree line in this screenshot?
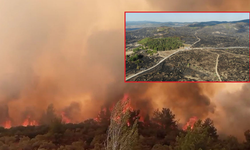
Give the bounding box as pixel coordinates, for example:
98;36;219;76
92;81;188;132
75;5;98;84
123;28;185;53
138;37;184;51
0;100;250;150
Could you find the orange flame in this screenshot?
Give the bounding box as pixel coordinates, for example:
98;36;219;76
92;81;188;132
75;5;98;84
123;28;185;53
3;120;11;129
22;116;39;126
122;94;129;102
94;117;100;122
94;94;140;127
122;94;133;113
182;116;198;130
139;115;144;122
61;112;71;124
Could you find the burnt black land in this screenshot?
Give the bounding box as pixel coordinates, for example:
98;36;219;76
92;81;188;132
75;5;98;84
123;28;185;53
130;48;249;81
193;23;249;47
126;52;163;77
126;19;249;82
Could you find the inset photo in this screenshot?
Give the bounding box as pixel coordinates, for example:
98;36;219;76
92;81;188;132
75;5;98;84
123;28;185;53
125;12;249;82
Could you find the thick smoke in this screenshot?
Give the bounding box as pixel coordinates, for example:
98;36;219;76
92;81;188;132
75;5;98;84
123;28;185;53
148;84;216;120
0;104;9;125
0;0;249;140
146;0;250;11
211;84;250;141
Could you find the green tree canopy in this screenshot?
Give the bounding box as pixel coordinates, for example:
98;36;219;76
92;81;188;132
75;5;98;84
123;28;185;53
175;120;213;150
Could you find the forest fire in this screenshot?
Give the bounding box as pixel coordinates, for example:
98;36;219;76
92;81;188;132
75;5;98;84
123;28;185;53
93;107;109;123
93;117;100;122
1;111;74;129
93;95;147;128
22;116;39;127
61;112;71;124
107;95;136;127
94;94;134;124
2;119;38;129
182;116;198;130
3;120;11;129
139;115;144;122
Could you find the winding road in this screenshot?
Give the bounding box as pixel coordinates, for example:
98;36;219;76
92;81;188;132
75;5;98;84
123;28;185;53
191;31;200;48
126;31;248;81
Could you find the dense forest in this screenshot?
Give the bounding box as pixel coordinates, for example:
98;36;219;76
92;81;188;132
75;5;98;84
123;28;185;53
0;99;250;150
138;37;184;51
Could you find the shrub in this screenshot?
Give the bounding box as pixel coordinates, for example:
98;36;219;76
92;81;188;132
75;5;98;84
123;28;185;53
133;48;140;53
138;54;143;59
129;54;138;61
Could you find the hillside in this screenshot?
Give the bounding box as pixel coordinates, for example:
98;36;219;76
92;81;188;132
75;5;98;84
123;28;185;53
188;19;249;27
126;21;191;29
125;19;249;81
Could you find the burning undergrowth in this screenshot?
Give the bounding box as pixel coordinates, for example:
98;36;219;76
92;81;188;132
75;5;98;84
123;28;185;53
0;83;248;142
1;93;250;150
0;94;203;133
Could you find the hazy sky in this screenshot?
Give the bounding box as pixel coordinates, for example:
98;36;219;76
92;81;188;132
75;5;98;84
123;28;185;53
126;13;249;22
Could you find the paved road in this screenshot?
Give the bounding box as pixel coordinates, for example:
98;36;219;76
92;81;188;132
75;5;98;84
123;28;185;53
125;31;249;81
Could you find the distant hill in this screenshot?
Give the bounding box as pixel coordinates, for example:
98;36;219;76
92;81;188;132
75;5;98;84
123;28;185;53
231;19;249;24
126;21;164;26
126;21;191;29
126;19;249;30
126;28;142;31
188;19;249;27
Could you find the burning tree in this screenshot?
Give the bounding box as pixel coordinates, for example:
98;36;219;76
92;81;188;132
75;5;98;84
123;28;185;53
175;120;216;150
182;116;198;131
106;96;139;150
